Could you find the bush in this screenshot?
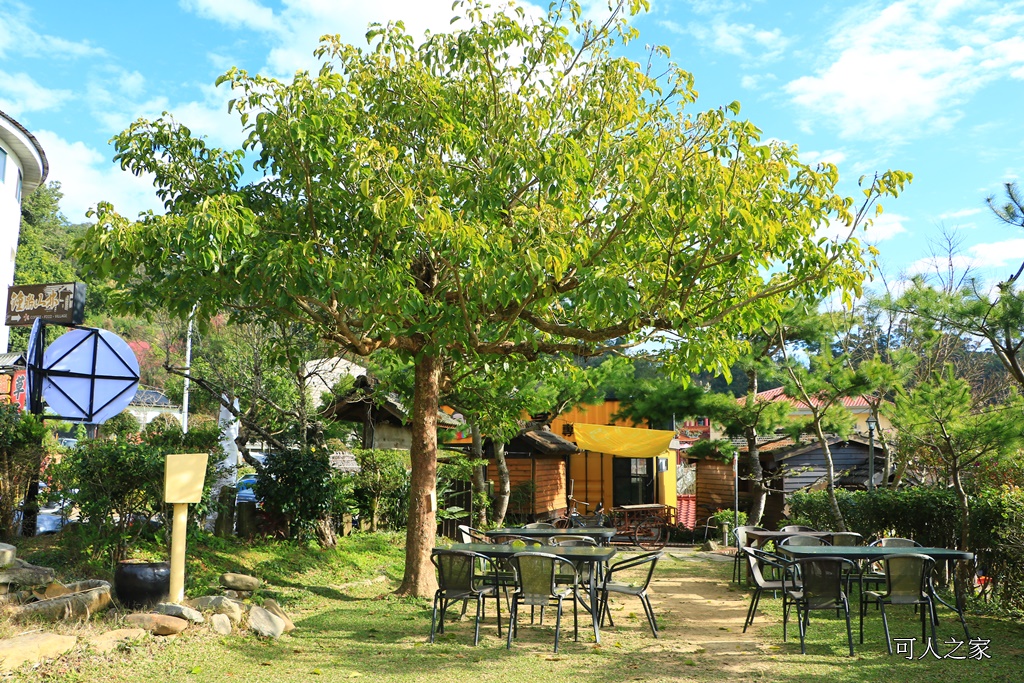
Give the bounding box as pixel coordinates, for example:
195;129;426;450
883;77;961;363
256;449;336;541
0;404;46;540
51;423;222;565
351;449;409;531
712;508;747;529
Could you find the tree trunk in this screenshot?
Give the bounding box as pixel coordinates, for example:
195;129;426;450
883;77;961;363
492;442;510;527
395;354;442;598
951;458;974;602
812;419;847;532
745;432;767;527
470;424;487;528
314;516;337;548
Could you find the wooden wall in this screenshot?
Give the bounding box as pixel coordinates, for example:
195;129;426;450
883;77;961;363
778;441;868;493
485;456;567;518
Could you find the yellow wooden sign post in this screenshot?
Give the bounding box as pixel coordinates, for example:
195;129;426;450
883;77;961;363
164;453;208;604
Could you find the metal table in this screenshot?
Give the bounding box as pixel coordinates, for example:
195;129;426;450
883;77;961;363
745;530;834;547
445;542;617;644
485;527;616;545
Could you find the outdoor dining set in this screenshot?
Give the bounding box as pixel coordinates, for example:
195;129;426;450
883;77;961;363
733;524;974;656
429;523;662;652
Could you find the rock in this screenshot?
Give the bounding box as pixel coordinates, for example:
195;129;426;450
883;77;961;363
194;595;244;624
0;543;15;568
0;559;56;586
701;540;720;552
13;580;111;622
124;613;189;636
0;632;77;672
220;573;260;591
155;602;204;623
44;582;72;599
223;589;252;599
247;605;285;638
88;628;146;654
262;599;295;633
210;613;232;635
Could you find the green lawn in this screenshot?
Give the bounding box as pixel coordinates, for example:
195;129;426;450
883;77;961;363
4;534;1023;682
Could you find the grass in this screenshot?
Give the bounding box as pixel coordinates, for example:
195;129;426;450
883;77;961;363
2;534;1023;682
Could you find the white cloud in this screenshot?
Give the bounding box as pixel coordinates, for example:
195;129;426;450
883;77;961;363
800;148;847;167
179;0;279;33
818;211;907;244
0;3;104;60
784;0;1024;142
966;238;1024;269
33;131;163;222
668;19;788;63
938;207;983;219
0;70;72;115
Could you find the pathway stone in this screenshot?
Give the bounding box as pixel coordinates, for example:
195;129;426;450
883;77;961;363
248;605;286;638
88;628;146;654
0;632;76;672
194;595;244;624
210;613;232;635
155;602;204;623
220;573;260;591
262;599;295;633
124;613;189;636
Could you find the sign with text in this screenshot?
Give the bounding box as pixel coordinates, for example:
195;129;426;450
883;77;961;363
6;282;86;326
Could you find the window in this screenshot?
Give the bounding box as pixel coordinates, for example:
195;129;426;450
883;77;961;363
0;147;6;183
15;169;21;202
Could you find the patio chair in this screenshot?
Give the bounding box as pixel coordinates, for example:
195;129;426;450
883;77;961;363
783;556;857;656
430;550;503;646
831;532;863;546
862;537;921;590
507;551;580;653
860;553;936;653
780;525;817;533
524;522;556;529
732;525;767;584
742;547;794;632
779;534;831;547
549;535;598;546
489;534;544;546
599;551;664;637
457;524;489;544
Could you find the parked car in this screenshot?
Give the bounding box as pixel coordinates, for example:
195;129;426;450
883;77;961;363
235;473;259;505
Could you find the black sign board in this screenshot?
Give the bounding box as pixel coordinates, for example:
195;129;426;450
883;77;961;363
6;283;86;326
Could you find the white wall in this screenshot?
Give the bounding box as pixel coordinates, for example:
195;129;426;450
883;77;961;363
0;140;21;353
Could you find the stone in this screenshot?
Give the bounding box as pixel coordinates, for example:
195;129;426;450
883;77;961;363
0;632;77;672
0;543;15;568
88;628;146;654
155;602;204;623
13;580;111;622
262;599;295;633
210;613;232;635
247;605;285;638
224;589;252;599
44;582;72;599
220;572;260;591
124;613;189;636
0;559;55;586
194;595;244;624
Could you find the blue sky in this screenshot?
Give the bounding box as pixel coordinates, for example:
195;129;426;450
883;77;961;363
2;0;1024;287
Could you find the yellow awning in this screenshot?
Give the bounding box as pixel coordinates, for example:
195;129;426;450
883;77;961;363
574;424;676;459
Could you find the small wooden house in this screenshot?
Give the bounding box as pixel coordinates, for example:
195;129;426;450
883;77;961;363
483;425;578;519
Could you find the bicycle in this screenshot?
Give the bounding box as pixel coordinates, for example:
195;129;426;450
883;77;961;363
553;497;607;529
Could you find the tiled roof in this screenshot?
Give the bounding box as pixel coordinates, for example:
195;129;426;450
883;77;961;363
738;386;872;409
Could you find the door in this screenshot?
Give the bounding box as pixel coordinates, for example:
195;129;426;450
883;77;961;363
612;457;654;506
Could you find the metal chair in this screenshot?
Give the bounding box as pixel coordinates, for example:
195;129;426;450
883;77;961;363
430;550;502;646
549;535;598;547
524;522;556;529
863;537;921;590
779;534;831;547
742;547;793;632
599;551;664;637
732;525;766;584
457;524;489;544
783;556;857;656
831;532;863;546
780;525;817;533
489;534;544;546
506;551;580;653
860;553;936;653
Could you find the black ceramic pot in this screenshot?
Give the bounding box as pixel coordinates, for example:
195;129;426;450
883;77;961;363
114;560;170;608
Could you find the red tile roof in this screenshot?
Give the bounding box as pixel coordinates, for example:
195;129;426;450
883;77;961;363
739;386;872;409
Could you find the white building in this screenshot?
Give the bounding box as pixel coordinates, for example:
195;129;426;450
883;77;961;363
0;110;48;353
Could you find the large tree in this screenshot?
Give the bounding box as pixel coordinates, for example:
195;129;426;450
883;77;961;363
75;1;908;596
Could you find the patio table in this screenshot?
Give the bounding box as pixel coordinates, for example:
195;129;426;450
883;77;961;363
444;542;617;644
485;527;616;545
745;530;834;547
776;544;974;639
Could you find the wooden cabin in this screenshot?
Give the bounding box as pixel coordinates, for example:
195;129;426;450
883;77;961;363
483;426;577;520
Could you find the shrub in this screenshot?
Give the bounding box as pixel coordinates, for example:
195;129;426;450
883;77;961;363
0;404;46;540
351;448;409;531
256;448;336;541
